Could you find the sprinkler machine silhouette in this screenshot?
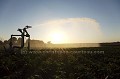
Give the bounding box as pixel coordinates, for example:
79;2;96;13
5;25;32;52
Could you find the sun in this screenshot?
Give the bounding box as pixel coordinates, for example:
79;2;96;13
49;31;67;44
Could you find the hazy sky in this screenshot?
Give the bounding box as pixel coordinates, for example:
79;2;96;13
0;0;120;43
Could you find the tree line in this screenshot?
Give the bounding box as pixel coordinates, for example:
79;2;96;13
0;37;47;47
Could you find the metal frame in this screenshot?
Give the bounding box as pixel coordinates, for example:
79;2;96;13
9;26;32;51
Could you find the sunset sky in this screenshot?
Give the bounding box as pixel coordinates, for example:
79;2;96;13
0;0;120;43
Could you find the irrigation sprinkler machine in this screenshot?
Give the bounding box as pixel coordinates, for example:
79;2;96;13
6;26;32;52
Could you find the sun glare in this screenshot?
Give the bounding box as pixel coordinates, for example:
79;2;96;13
49;31;67;44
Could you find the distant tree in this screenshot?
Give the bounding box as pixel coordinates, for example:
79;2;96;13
12;37;17;43
4;40;9;44
17;37;22;45
0;37;4;45
39;40;44;45
26;39;45;47
47;41;52;48
0;40;3;45
8;37;17;45
47;41;52;44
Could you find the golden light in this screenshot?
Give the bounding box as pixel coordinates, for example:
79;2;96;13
49;31;67;44
38;18;102;43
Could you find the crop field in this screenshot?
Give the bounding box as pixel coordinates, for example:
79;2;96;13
0;46;120;79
